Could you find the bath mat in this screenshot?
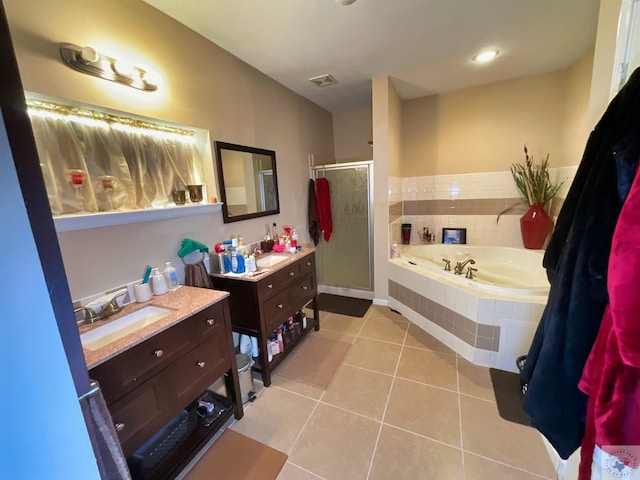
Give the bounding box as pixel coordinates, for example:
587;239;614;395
276;334;351;389
183;429;287;480
489;368;531;427
315;293;372;317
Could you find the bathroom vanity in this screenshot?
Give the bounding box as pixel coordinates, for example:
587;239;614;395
210;249;319;386
82;287;243;479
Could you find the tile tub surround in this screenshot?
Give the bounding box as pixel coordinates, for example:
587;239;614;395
79;286;229;369
387;261;546;372
390;167;577;247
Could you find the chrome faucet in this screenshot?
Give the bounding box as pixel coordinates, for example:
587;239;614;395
465;266;478;279
74;306;98;325
74;290;127;325
454;258;476;275
100;290;127;319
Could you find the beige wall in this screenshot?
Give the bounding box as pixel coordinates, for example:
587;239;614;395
401;69;572;176
562;48;595;166
372;76;402;302
332;107;373;162
589;0;623;127
5;0;334;299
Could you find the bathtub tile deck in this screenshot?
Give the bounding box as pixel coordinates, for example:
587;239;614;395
183;305;556;480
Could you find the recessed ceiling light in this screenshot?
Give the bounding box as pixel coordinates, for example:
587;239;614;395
472;50;500;63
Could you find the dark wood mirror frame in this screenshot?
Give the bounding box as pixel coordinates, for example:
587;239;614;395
214;141;280;223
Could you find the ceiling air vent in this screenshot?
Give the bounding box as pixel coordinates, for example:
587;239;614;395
309;74;338;87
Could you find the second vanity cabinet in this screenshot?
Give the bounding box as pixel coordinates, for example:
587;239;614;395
86;291;243;479
210;250;320;386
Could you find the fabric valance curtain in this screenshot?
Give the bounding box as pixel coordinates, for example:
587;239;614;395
30;114;203;216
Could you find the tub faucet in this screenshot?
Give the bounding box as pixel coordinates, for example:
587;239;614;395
454;258;476;275
465;266;478;279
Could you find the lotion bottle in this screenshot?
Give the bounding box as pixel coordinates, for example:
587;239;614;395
162;261;178;289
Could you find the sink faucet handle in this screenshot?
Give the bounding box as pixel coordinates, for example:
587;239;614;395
74;306;98;324
109;290;127;311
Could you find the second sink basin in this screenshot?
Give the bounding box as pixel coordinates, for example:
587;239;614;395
256;255;289;268
80;305;173;351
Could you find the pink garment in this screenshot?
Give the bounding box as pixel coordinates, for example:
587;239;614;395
315;177;333;242
578;162;640;479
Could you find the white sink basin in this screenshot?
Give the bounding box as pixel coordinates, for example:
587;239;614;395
256;255;289;268
80;305;173;351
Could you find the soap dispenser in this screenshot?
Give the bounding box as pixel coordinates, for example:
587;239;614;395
151;267;168;295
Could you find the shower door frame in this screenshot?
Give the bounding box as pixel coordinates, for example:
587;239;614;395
311;160;374;298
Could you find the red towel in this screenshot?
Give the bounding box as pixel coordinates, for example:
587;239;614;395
315;177;333;242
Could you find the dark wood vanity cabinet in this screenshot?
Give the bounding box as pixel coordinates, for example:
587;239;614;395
210;251;320;386
89;298;243;478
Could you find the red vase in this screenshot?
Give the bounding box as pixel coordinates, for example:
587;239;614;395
520;204;553;249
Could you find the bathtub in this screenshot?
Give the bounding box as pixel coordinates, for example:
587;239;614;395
388;244;549;372
400;244;550;296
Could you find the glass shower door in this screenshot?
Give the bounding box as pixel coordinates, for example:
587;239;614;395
314;162;372;291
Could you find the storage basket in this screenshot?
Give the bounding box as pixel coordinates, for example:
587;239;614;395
196;390;233;426
128;409;197;480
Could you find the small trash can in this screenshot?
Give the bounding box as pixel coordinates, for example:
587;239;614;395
236;353;255;403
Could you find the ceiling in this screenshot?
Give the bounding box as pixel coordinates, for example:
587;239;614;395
143;0;601;113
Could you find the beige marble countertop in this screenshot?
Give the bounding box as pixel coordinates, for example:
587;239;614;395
209;247;315;282
80;286;229;370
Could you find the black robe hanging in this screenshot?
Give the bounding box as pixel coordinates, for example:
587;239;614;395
521;66;640;459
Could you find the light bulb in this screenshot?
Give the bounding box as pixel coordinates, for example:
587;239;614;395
141;69;161;87
79;46;99;64
112;59;133;77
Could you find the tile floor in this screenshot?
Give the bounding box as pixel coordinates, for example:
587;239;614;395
229;305;556;480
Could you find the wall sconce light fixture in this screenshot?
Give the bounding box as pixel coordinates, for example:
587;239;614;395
60;44;159;92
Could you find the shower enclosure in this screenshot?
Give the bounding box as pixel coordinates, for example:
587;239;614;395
311;161;373;298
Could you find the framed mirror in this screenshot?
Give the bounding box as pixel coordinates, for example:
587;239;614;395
214;141;280;223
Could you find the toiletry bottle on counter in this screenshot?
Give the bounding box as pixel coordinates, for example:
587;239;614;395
231;248;246;273
248;254;257;272
163;261;178;289
223;250;233;272
291;229;298;249
277;329;284;352
231;249;238;272
151;267;168;295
